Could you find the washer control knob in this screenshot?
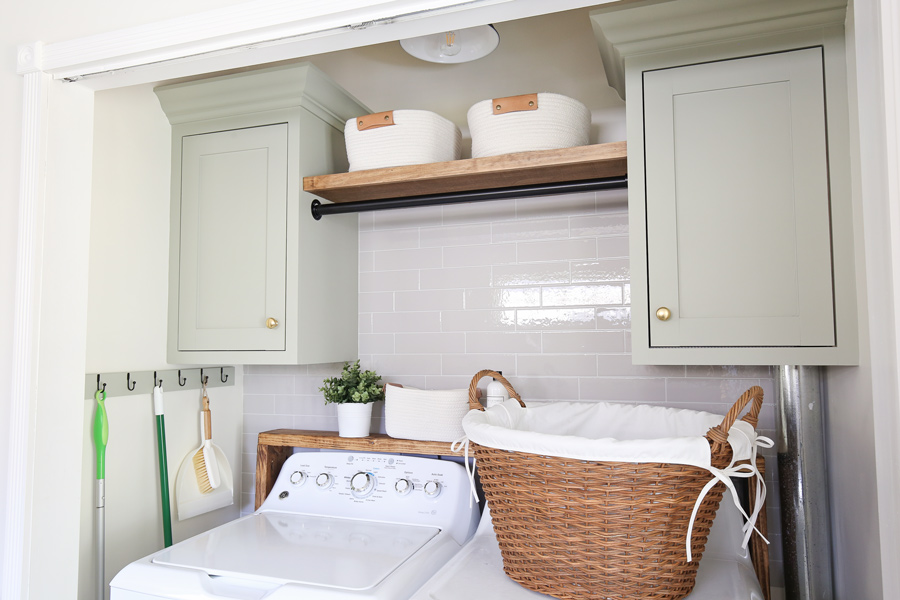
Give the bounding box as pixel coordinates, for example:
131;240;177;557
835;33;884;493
394;478;412;495
350;472;374;495
315;473;333;488
289;471;306;486
423;481;442;497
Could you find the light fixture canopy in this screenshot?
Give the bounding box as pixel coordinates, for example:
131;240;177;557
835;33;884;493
400;25;499;64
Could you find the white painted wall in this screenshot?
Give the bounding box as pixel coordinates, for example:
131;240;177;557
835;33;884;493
0;2;246;598
80;83;244;600
824;1;900;598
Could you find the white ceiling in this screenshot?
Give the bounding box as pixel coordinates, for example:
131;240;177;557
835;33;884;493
305;7;626;153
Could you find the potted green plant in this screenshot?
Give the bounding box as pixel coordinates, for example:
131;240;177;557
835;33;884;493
319;360;384;437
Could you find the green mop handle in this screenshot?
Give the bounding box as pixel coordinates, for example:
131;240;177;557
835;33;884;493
93;389;108;600
93;389;108;479
153;384;173;547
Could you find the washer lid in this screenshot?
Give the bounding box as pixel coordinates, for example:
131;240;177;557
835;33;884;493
152;512;440;590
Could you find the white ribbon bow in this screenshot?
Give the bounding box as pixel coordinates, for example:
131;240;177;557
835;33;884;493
685;429;774;562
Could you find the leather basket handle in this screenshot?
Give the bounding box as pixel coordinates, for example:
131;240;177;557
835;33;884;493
492;93;539;115
357;111;395;131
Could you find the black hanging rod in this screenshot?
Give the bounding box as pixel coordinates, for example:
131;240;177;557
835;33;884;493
310;176;628;220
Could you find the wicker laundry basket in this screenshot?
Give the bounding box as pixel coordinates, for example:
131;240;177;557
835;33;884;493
467;93;591;158
344;109;461;171
463;370;766;600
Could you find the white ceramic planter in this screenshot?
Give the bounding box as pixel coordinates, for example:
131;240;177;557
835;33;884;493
337;403;373;438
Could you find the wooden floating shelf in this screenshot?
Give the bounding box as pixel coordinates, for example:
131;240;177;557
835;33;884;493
255;429;461;508
303;141;627;203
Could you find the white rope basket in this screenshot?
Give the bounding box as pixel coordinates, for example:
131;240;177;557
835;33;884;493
384;384;469;443
467;92;591;158
344;109;461;171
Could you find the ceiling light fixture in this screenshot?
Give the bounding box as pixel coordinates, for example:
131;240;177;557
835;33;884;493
400;25;499;64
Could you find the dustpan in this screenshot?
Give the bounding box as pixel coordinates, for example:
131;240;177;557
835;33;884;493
175;411;233;520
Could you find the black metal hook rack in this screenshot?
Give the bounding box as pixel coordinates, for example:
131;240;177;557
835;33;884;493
310;177;629;220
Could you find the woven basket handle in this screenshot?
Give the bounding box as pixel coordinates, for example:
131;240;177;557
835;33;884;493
468;369;524;411
706;385;764;450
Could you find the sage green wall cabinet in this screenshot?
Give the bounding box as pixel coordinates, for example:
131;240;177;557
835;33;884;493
156;64;368;364
591;0;858;365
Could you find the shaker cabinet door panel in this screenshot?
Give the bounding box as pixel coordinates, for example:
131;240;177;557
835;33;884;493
177;123;288;351
643;48;835;348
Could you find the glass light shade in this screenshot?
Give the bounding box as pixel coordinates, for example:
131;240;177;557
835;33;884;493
400;25;499;64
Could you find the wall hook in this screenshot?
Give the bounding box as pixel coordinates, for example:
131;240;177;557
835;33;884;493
201;368;209;385
127;372;136;391
178;370;187;386
220;367;228;383
96;374;106;393
154;371;162;388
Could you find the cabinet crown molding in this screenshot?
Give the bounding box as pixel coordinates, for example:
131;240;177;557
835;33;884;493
154;62;368;129
590;0;848;99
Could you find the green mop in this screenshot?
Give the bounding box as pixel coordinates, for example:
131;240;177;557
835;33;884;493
153;381;173;547
93;388;108;600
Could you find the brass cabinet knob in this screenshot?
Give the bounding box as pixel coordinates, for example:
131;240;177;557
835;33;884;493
266;317;279;329
656;307;672;321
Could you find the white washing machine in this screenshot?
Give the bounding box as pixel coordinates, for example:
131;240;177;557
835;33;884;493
110;451;480;600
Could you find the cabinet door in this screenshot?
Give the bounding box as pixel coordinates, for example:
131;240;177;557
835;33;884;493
643;48;834;348
177;123;288;351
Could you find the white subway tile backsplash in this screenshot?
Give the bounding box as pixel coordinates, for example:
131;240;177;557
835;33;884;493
517;308;596;330
420;223;491;247
594;354;685;378
492;262;570;286
442;309;517;332
244;375;294;395
518;238;597;263
515;191;596;218
359;251;374;272
442;200;517;225
542;331;625;354
596;307;631;329
371;354;443;376
570;213;629;238
358;333;395;355
421;266;492;289
395;289;464;312
466;331;542;354
243;394;275;414
395;332;466;354
508;376;580;401
373;311;441;333
465;287;541;309
517;354;598;377
359;228;419;252
579;377;667;403
571;259;630;283
492;218;569;243
596;236;629;258
373;247;442;271
443;243;517;267
359;292;394;313
360;270;418;293
441;353;517;376
542;284;623;307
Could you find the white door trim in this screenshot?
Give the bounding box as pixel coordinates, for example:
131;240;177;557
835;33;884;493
4;1;617;597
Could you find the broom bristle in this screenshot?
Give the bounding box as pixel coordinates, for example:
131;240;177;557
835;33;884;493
193;449;213;494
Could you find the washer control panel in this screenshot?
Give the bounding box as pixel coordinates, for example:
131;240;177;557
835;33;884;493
260;451;478;545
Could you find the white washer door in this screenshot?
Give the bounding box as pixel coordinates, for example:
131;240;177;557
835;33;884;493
153;513;439;590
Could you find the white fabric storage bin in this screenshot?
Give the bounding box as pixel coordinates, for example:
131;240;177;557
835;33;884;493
344;109;462;171
467;92;591;158
385;384;469;443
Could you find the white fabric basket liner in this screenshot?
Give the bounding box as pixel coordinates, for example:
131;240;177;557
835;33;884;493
463;399;757;469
